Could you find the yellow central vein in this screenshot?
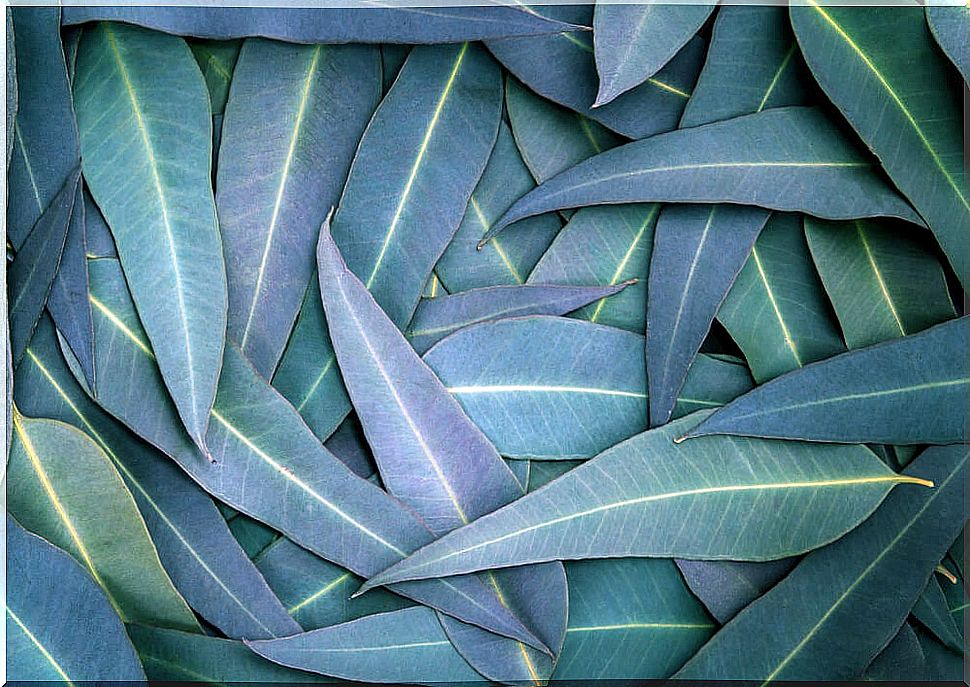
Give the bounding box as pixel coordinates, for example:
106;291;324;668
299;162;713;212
14;123;44;212
808;1;969;213
590;205;657;323
856;221;904;336
104;25;197;413
210;408;408;557
567;622;715;633
89;294;156;359
485;571;540;685
448;384;645;399
12;411;123;617
387;474;932;577
470;195;522;283
7;607;75;686
578;115;603;153
295;355;336;412
757;44;797;113
751;245;802;367
240;46;322;351
647;77;691;99
288;573;351;615
311;640;452;653
366;43;468;290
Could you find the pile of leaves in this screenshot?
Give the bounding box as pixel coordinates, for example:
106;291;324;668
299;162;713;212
5;3;967;683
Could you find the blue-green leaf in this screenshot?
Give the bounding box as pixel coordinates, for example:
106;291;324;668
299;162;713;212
675;558;797;624
863;622;926;681
926;7;969;83
188;38;240;116
912;576;964;652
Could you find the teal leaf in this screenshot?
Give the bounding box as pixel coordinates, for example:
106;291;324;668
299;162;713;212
425;316;751;459
218;40;379;378
361;413;919;588
380;45;410;94
75;22;227;455
917;625;964;682
684;317;969;445
331;42;501;329
489;107;924;239
82;189;116;258
717;213;846;383
805;217;956;350
675;443;967;681
527;204;659;332
188;38;240;116
5;10;15;169
675;558;797;624
553;559;715;679
863;622;926;681
926;7;969;83
791;3;968;289
7;518;146;682
323;414;377;479
593;4;714;106
912;576;964;652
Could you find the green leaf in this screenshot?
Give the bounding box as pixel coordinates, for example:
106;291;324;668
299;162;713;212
188;38;240;115
675;443;967;681
217;40;380;378
926;7;969;83
8;409;200;632
805;218;956;349
791;3;968;289
863;622;926;681
717;213;846;383
361;413;920;589
7;518;146;682
74;22;227;454
331;42;501;329
592;4;714;106
424;316;752;459
911;576;964;653
684;317;969;445
553;559;715;679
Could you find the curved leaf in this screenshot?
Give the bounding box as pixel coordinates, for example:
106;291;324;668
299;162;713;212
75;21;227;454
5;10;15;169
675;558;797;624
218;40;379;378
912;576;964;653
805;218;956;349
8;7;79;250
863;622;925;681
8;409;199;631
717;213;846;383
489;107;924;238
675;444;967;681
593;4;714;106
361;413;920;589
791;3;968;289
62;5;587;44
684;317;969;445
331;42;501;328
527;204;659;332
82;189;116;258
926;7;969;83
487;5;703;139
7;518;146;682
425;316;752;460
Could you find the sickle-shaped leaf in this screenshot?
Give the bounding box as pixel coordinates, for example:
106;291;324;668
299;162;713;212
8;167;79;365
75;22;227;455
527;204;659;332
680;6;815;128
684;317;969;445
331;43;501;329
862;622;926;681
805;218;956;350
488;107;924;240
128;625;319;683
424;316;752;460
926;7;969;83
82;189;116;258
16;316;300;640
716;213;846;383
218;40;379;378
647;204;770;427
361;413;922;589
189;38;240;116
318;223;566;680
553;559;715;680
8;409;199;632
675;444;967;681
61;5;587;44
6;519;146;682
83;258;545;648
791;3;968;289
506;76;622;185
407;283;630;355
675;558;798;624
5;10;16;169
7;7;79;250
434;122;562;293
912;576;964;652
247;607;483;683
487;5;703;139
592;4;714;106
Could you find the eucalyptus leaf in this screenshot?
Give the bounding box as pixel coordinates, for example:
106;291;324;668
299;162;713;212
189;38;240;116
791;3;968;289
684;317;969;445
380;44;410;94
6;518;146;682
488;107;924;239
862;622;925;681
917;626;964;682
81;189;116;258
675;443;967;681
675;558;798;624
75;21;227;455
361;413;922;589
592;4;714;106
323;413;377;480
5;9;16;170
911;576;964;653
218;39;379;378
926;7;969;83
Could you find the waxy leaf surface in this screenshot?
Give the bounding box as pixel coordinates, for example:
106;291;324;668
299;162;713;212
675;558;798;624
926;7;969;82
